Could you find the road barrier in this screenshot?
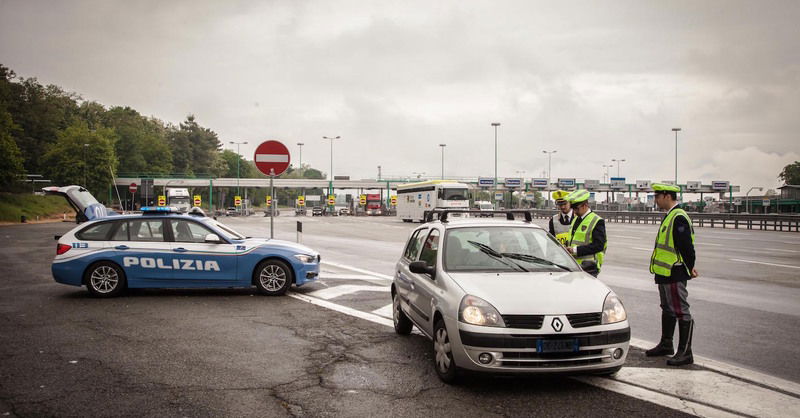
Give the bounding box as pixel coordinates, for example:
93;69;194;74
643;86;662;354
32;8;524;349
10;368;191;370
529;210;800;232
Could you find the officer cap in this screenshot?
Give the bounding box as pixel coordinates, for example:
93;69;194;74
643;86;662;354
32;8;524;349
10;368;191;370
566;189;590;205
652;183;680;193
552;190;570;202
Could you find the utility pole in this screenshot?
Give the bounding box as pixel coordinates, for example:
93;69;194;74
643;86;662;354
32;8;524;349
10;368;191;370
491;122;501;209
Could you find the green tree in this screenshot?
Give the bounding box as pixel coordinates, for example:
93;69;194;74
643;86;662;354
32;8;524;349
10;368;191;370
168;115;221;176
779;161;800;185
0;107;24;185
42;121;117;196
103;106;172;175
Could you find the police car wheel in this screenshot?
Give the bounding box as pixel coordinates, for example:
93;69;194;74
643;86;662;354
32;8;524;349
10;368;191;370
255;259;293;296
392;291;413;335
85;261;126;298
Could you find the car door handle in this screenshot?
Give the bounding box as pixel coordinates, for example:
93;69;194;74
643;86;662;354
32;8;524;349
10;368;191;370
114;245;129;250
173;247;188;252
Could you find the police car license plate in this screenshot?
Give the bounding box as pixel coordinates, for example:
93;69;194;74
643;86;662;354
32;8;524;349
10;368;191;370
537;339;579;353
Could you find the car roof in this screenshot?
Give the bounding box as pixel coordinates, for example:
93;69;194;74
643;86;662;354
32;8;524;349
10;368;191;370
419;218;544;230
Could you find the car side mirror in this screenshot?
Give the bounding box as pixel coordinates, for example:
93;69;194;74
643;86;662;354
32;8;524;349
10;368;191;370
580;260;599;276
409;261;435;279
204;233;223;244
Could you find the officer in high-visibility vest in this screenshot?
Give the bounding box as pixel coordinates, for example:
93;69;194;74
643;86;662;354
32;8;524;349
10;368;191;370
548;190;574;246
565;189;606;277
645;183;698;366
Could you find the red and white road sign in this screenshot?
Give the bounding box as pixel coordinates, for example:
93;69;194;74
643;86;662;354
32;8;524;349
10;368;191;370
129;183;138;193
254;140;290;176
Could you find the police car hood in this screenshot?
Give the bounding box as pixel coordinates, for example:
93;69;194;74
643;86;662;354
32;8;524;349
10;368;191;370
241;238;318;255
448;271;611;314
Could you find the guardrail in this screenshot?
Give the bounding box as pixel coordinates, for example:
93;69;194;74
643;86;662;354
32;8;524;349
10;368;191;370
529;210;800;232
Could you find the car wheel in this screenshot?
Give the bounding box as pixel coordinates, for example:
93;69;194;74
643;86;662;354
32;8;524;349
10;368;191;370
84;261;126;298
393;292;413;335
255;259;293;296
433;318;458;383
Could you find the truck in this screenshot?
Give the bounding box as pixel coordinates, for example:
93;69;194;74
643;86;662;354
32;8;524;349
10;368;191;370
396;180;470;222
166;188;191;213
365;193;383;215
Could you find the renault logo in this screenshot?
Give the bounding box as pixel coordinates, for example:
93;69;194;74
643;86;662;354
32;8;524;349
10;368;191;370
551;317;563;332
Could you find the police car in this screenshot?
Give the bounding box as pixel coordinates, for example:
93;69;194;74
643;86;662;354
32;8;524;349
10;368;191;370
391;209;629;383
49;189;320;297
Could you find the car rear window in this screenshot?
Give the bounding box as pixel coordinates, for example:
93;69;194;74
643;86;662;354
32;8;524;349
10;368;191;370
76;222;114;241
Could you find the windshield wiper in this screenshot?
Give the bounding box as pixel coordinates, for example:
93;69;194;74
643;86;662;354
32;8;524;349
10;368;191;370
466;241;528;272
501;253;572;272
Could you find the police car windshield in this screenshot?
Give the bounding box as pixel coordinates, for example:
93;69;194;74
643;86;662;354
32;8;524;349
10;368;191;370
444;227;579;273
209;220;246;240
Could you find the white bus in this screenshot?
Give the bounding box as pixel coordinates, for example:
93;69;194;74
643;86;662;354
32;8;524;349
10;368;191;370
396;180;470;222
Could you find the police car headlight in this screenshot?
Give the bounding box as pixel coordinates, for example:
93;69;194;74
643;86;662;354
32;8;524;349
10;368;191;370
293;254;316;263
459;295;505;327
602;293;627;324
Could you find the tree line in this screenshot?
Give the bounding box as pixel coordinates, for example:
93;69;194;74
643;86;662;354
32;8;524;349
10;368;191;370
0;64;324;205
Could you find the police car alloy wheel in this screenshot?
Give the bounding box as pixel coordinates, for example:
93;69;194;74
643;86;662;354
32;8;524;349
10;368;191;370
392;292;413;335
255;259;293;296
433;319;458;383
85;261;126;298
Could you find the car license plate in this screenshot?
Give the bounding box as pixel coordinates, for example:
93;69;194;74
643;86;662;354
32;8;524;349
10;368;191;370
537;339;579;353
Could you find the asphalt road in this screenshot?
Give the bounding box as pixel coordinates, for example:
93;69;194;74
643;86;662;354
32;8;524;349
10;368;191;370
1;213;798;416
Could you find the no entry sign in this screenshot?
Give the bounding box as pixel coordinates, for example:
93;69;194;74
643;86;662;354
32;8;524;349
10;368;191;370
254;140;290;176
129;183;138;193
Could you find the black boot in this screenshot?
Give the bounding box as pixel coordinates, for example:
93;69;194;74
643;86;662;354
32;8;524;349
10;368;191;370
646;313;676;357
667;319;694;366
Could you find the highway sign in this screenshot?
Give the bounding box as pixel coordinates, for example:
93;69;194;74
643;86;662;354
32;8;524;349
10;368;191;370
686;181;701;191
328;195;335;206
712;181;730;190
129;183;138;193
558;178;576;188
359;194;367;205
494;192;503;201
193;195;201;207
390;196;397;206
531;178;548;188
254;140;290;176
763;199;771;207
157;195;166;206
525;192;535;200
504;178;522;188
478;177;495;187
235;196;242;206
610;177;626;189
266;196;272;207
584;179;600;190
636;180;651;189
297;196;305;206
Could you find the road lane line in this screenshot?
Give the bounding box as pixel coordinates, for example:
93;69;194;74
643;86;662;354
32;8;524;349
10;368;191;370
730;258;800;270
306;284;389;300
764;248;799;253
613;235;641;240
321;261;394;280
288;292;394;327
371;304;393;318
696;242;723;247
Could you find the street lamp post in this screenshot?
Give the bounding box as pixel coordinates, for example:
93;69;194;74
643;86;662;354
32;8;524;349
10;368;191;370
229;141;248;199
491;123;501;209
672;128;681;184
516;170;526;208
602;164;613;183
746;187;763;214
439;144;446;179
611;158;626;177
542;150;557;206
322;135;341;201
296;142;304;175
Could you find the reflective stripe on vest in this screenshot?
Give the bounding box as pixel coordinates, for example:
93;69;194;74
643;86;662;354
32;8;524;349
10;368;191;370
552;213;574;246
569;211;606;269
649;208;695;276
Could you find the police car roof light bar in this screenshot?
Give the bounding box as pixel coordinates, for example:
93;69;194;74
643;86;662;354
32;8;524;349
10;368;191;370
140;206;181;214
424;209;532;223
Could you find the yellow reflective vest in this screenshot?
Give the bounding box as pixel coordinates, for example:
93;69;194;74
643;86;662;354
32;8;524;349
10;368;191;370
650;208;695;277
551;213;575;246
569;211;606;269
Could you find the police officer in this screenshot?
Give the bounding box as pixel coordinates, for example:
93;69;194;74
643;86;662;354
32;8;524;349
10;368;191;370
565;189;606;277
548;190;574;246
645;183;698;366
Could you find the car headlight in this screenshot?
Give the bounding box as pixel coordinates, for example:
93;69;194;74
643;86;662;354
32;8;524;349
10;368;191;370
293;254;316;263
602;293;627;324
459;295;505;327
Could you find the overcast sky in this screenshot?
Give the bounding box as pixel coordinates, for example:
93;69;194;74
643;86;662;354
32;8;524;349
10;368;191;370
2;0;798;194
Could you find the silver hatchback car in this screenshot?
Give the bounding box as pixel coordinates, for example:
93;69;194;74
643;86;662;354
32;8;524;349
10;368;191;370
391;210;629;383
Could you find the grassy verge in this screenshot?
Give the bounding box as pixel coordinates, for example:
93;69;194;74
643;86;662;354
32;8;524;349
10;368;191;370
0;193;74;223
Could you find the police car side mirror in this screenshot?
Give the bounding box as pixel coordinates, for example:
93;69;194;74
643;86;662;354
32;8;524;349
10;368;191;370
204;233;223;244
580;260;599;276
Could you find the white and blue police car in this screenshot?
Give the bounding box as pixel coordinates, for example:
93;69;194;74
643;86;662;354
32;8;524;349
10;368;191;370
51;205;320;297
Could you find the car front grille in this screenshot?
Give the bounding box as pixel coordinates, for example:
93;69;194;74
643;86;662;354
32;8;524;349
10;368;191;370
502;315;544;329
567;312;602;328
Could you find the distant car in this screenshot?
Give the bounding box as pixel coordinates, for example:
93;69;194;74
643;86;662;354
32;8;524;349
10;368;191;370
225;207;238;216
295;208;307;216
311;207;324;216
473;201;494;217
338;208;351;216
392;209;629;383
263;208;281;217
50;206;321;297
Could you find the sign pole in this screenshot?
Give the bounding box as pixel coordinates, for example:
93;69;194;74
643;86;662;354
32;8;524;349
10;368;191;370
270;169;275;239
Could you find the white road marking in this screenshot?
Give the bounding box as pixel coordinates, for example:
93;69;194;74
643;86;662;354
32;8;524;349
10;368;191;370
288;292;393;327
320;273;389;281
695;242;723;247
322;261;393;280
629;247;652;251
764;248;799;253
307;284;388;300
730;258;800;270
371;304;393;318
613;235;641;240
